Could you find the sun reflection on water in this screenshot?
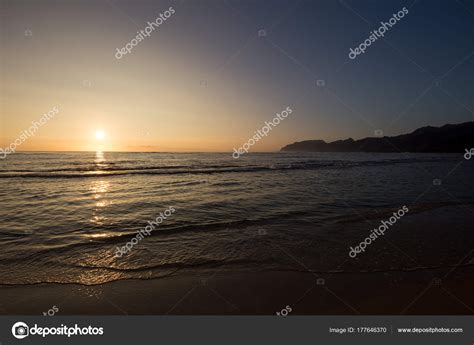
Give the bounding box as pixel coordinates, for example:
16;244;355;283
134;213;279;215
95;150;105;163
90;152;111;225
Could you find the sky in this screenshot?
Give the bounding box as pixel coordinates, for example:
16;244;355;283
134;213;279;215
1;0;473;152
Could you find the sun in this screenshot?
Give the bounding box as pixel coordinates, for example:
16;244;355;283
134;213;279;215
95;130;105;140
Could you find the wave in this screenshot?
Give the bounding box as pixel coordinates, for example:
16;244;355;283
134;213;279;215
0;163;243;173
1;261;473;286
0;157;456;179
3;218;276;253
58;257;474;275
0;200;469;247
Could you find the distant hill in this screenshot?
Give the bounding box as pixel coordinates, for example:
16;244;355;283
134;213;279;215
280;122;474;153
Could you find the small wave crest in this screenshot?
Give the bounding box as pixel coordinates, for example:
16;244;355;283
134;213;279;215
0;157;452;179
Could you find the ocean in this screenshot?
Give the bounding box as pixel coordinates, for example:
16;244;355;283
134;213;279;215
0;152;472;285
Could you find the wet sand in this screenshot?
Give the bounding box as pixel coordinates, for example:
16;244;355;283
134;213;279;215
1;265;473;315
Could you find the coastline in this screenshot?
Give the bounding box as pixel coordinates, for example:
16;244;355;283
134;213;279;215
1;265;473;315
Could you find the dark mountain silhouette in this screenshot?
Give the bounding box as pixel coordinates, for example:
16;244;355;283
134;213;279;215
280;122;474;153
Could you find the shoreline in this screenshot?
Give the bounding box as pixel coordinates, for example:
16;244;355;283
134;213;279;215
1;265;472;315
1;204;473;315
